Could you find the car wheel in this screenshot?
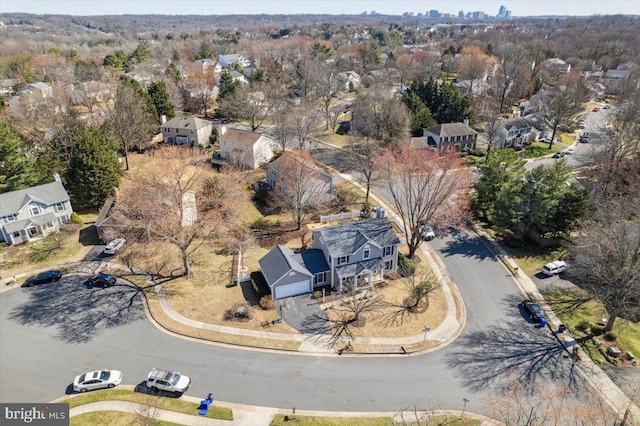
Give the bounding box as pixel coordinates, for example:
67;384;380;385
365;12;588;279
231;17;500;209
108;384;115;388
80;388;87;393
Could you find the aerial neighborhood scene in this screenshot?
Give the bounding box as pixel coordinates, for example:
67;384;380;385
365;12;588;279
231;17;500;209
1;0;640;424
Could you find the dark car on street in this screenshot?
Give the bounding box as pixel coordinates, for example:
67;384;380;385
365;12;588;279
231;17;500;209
22;271;62;287
85;272;117;288
552;151;565;159
520;300;544;323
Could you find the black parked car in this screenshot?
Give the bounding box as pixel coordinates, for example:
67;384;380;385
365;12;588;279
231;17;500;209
552;151;565;159
520;300;544;323
86;272;117;288
22;271;62;287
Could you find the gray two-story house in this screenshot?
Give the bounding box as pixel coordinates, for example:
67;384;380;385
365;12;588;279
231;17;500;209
0;174;73;246
258;218;400;299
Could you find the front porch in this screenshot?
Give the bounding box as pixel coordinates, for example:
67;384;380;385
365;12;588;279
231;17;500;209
334;259;384;293
4;213;59;245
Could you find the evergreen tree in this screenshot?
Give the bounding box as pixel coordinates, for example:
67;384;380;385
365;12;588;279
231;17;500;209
218;70;238;99
66;127;121;210
148;81;175;122
119;75;157;118
0;120;44;193
402;91;436;136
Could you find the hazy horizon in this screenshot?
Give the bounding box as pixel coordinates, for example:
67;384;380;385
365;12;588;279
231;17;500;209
1;0;638;17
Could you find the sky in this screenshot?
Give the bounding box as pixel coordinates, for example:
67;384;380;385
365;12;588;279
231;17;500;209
0;0;638;17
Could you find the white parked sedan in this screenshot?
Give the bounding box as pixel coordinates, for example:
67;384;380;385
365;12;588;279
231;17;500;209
103;238;126;255
73;370;122;392
565;147;576;155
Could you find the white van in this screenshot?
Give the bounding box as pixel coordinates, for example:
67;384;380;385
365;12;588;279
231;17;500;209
542;260;567;276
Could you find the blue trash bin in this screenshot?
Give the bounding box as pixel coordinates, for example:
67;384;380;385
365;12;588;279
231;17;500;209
539;317;548;327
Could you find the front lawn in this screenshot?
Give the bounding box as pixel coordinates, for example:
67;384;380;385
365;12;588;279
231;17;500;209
542;289;640;365
71;411;181;426
270;414;480;426
521;141;565;158
65;389;233;420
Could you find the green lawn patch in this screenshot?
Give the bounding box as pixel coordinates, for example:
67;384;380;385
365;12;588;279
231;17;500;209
71;411;181;426
522;141;564;159
500;244;566;277
542;289;640;364
270;414;480;426
66;389;233;421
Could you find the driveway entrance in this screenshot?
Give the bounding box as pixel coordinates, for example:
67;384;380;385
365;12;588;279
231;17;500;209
275;294;330;334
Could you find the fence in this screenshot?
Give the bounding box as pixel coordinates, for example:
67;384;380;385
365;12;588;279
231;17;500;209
320;211;362;223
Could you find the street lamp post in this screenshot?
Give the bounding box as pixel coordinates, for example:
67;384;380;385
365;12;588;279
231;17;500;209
422;326;430;343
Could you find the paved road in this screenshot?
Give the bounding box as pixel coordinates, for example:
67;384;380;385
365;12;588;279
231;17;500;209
1;232;586;416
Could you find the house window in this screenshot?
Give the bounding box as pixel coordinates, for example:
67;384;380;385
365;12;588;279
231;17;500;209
384;260;393;270
13;231;20;238
314;272;326;284
4;214;17;223
55;202;65;212
29;206;41;216
383;246;393;256
337;255;350;265
363;249;370;260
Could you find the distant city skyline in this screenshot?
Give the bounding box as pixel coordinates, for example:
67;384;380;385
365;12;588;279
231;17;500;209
0;0;638;17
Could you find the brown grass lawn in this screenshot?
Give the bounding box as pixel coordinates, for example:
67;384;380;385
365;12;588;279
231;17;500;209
323;248;448;339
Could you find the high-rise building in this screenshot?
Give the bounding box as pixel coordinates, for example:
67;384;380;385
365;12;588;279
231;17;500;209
498;5;507;17
505;10;512;18
458;10;464;19
428;9;440;18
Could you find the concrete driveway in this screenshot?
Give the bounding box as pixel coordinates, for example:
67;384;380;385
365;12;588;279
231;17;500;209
275;294;330;334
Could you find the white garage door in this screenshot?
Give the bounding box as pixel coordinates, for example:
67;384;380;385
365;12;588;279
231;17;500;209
274;281;310;299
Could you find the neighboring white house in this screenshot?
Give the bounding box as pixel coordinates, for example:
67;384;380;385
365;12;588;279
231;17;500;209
335;71;360;91
8;82;54;117
219;128;274;169
218;54;251;69
259;217;400;299
0;174;73;246
192;58;222;74
544;58;571;74
162;116;214;147
496;117;533;148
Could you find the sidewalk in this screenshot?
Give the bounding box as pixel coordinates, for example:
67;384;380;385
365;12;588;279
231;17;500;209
471;222;640;421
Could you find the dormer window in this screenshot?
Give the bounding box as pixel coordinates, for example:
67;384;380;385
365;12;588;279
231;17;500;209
363;249;370;260
29;206;41;216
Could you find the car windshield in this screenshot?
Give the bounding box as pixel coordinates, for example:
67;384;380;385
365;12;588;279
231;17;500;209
530;304;542;314
100;371;110;381
169;373;181;386
77;374;86;382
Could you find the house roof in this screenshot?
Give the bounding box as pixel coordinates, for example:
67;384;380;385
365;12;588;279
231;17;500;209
500;117;531;130
0;180;70;217
294;249;330;274
258;245;314;286
315;218;400;258
268;152;332;182
425;122;478;137
221;128;265;146
193;58;217;66
163;116;212;131
4;212;57;234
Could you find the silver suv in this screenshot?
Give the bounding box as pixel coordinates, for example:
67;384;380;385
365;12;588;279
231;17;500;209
146;368;191;394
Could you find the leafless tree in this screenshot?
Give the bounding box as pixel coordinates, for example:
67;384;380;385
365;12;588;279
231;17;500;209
457;45;496;96
350;90;411;147
182;63;217;117
106;82;158;170
131;395;165;426
272;100;295;152
492;43;529;114
384;270;440;326
290;106;322;150
325;288;383;346
113;147;229;277
270;151;332;230
346;135;381;205
376;147;472;258
314;64;341;131
218;86;272;132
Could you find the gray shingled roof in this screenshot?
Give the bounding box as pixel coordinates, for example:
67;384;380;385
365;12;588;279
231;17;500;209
221;128;263;146
163;116;211;131
425;122;478;137
258;245;313;286
4;213;57;233
316;218;400;258
0;180;70;217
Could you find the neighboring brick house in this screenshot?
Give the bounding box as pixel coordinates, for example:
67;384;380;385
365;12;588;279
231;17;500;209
258;218;400;299
219;128;274;169
420;122;478;152
0;174;73;246
496;117;533;149
162;116;214;147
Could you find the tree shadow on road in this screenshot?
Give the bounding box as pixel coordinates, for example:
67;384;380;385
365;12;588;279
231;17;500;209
9;274;148;344
446;317;589;395
436;228;498;263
